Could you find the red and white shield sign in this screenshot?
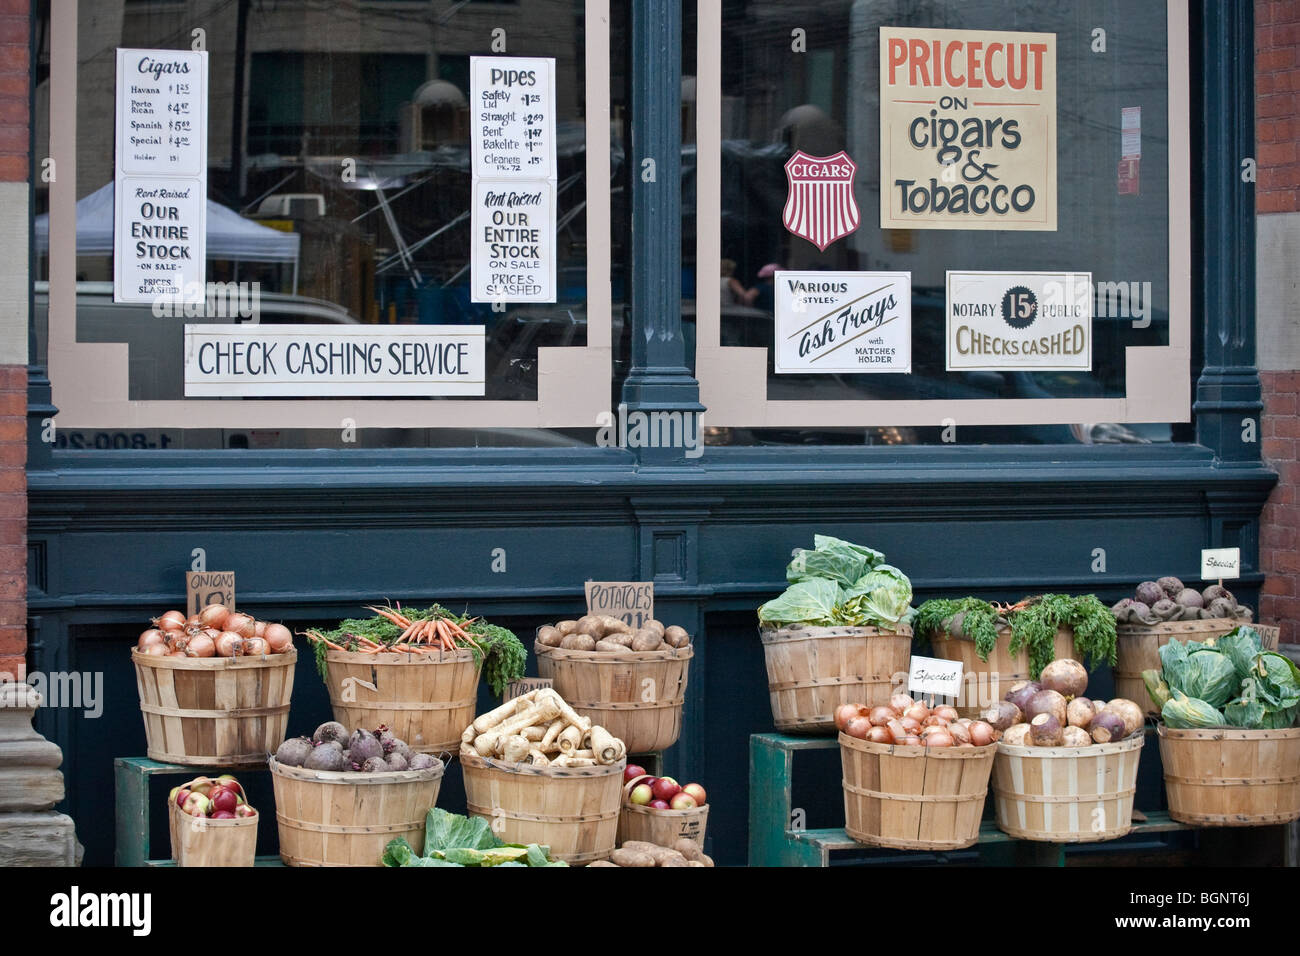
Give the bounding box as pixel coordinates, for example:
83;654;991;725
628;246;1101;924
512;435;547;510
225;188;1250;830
782;150;860;251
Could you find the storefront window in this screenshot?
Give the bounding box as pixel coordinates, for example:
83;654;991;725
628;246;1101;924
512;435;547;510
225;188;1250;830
688;0;1194;447
35;0;626;450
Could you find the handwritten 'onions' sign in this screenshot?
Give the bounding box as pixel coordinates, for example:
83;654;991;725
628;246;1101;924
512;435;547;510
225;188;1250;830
183;324;486;397
114;48;208;304
879;27;1056;231
774;272;911;374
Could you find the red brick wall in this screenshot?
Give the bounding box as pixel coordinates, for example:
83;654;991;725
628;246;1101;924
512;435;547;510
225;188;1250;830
0;0;24;681
1257;0;1300;644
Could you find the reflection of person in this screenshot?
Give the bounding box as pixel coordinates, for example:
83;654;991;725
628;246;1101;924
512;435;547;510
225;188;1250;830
754;262;782;313
721;259;758;306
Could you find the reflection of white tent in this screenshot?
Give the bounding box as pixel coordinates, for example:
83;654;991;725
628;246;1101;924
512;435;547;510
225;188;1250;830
36;182;301;290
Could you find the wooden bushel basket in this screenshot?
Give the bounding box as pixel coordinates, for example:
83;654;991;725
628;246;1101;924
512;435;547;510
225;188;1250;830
930;626;1074;717
992;733;1144;842
168;802;258;867
460;746;624;864
840;733;996;850
132;648;296;766
617;773;708;846
269;756;445;866
1116;619;1275;714
323;648;479;755
761;624;912;734
1157;724;1300;826
534;642;690;753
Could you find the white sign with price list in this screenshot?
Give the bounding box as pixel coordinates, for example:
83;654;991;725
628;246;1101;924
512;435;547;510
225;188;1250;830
114;48;208;304
907;655;964;700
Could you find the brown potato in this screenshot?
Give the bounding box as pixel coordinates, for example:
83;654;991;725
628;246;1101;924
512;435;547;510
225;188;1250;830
588;859;620;867
673;838;705;862
631;632;662;651
698;853;715;867
595;639;628;653
576;620;604;639
555;620;579;636
645;845;687;866
643;619;666;638
620;841;660;855
686;860;705;867
577;614;605;635
609;848;655;868
602;630;634;647
600;615;633;634
536;625;563;646
659;854;690;867
560;633;597;651
664;625;690;646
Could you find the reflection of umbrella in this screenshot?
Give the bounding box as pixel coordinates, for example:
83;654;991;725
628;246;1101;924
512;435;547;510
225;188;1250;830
35;182;302;290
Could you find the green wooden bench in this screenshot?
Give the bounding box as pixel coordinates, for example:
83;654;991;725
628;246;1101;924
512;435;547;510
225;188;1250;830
748;733;1187;866
114;756;283;867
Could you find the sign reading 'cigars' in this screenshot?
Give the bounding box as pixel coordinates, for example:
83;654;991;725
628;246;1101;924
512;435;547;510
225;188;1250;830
783;150;860;250
879;27;1057;231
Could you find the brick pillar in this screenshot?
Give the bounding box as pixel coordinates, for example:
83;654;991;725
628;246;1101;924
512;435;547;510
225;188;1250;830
1256;0;1300;644
0;2;25;681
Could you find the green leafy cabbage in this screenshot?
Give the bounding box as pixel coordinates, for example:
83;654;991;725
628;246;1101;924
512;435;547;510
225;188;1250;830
758;578;842;625
1161;688;1226;729
841;565;914;627
760;536;911;629
382;808;567;867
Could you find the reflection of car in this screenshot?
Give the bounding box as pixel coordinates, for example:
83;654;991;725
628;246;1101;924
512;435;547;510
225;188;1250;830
34;281;359;401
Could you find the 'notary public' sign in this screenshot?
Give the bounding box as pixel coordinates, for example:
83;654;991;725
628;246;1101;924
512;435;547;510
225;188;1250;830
946;271;1091;372
774;272;911;374
880;27;1056;231
114;48;208;304
183;325;486;397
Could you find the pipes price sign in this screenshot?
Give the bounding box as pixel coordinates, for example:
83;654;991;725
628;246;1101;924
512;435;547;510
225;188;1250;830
879;27;1056;231
113;49;209;304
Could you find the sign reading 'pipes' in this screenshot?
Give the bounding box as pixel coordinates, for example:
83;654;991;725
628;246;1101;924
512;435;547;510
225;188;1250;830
470;56;557;303
113;48;209;304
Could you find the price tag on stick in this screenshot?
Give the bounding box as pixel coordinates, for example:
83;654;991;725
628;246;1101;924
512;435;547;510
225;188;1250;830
1201;547;1240;582
584;581;654;630
907;655;963;703
186;571;235;616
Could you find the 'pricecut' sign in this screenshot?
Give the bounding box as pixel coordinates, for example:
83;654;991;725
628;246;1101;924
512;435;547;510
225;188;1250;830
879;27;1057;232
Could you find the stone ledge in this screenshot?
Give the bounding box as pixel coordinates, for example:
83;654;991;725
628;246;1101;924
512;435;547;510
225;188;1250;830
0;812;81;866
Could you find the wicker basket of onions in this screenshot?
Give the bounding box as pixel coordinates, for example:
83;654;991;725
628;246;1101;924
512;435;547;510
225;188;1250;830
132;605;297;766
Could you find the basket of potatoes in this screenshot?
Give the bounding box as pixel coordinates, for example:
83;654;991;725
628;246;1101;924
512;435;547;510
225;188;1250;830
535;615;693;753
591;838;714;868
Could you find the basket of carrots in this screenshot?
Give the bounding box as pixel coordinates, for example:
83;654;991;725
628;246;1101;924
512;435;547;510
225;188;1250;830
306;603;527;755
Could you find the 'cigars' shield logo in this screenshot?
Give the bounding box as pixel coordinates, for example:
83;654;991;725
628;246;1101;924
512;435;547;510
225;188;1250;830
782;150;860;251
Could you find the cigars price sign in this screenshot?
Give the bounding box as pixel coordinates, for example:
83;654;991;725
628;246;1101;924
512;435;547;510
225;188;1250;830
946;271;1091;372
774;272;912;374
880;27;1056;231
114;49;209;304
470;56;557;303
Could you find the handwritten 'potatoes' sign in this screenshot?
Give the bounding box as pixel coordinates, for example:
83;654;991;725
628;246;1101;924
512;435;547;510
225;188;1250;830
879;26;1056;231
774;271;911;374
585;581;654;630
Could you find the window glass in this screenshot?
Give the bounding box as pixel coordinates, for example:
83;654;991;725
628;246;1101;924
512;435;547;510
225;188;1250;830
686;0;1194;447
35;0;627;451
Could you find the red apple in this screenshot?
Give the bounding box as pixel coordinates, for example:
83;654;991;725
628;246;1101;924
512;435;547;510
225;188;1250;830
174;788;191;810
211;810;236;820
651;777;680;803
629;783;654;806
182;792;211;817
209;786;238;815
235;804;257;818
681;782;707;805
669;791;697;810
186;776;215;796
215;774;244;800
623;764;647;784
649;799;671;810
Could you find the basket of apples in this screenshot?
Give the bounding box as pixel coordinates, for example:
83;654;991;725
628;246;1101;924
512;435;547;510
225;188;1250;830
168;774;258;867
618;763;708;846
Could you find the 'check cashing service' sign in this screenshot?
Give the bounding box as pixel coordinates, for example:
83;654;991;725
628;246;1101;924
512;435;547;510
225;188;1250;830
946;271;1092;372
880;27;1056;231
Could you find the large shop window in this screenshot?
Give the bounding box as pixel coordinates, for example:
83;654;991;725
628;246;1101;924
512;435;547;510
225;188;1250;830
688;0;1193;447
36;0;623;451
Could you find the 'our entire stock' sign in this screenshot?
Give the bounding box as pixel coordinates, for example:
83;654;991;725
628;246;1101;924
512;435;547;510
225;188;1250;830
183;325;486;397
879;27;1057;231
114;48;208;303
774;271;911;374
